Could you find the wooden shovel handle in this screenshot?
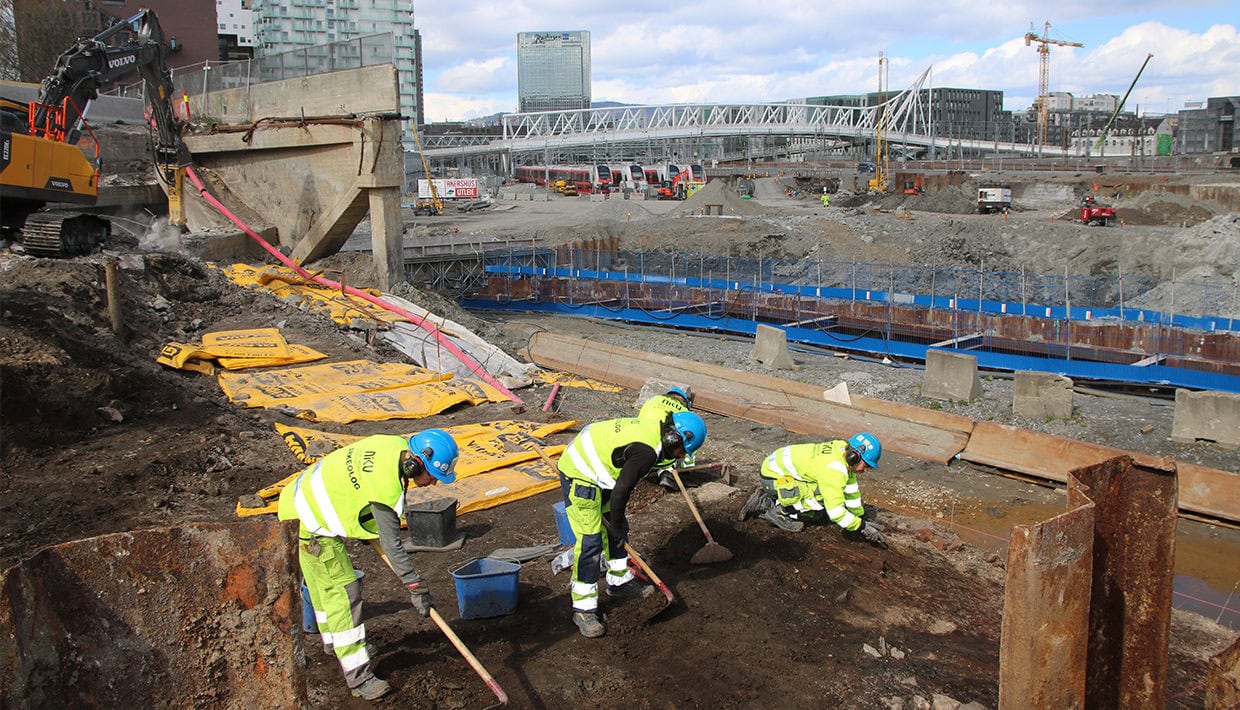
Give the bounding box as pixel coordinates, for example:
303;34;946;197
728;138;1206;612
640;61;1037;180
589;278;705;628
669;468;716;544
368;539;508;706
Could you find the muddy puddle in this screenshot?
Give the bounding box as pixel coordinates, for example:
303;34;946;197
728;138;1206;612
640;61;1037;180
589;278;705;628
871;457;1239;630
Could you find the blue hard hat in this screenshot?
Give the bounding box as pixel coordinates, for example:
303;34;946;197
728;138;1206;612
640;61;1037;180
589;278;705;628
408;429;459;483
848;432;882;469
668;386;694;406
672;411;707;456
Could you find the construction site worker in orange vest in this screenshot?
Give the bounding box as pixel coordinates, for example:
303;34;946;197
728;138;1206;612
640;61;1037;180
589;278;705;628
637;386;695;490
740;433;887;548
557;411;708;638
277;430;459;700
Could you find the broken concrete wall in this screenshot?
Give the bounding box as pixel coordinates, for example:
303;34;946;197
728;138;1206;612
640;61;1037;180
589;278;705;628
1013;371;1073;420
0;520;305;708
921;349;982;402
1172;388;1240;449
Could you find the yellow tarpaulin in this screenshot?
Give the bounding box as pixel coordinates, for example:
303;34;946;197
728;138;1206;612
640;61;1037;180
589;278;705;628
157;329;326;373
220;264;407;327
218;360;448;409
275;419;579;466
534;370;625;392
238;419;578;517
404;458;562;516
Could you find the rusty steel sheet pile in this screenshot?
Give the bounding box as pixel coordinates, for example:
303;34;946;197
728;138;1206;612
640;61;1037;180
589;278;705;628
0;519;304;708
999;455;1177;709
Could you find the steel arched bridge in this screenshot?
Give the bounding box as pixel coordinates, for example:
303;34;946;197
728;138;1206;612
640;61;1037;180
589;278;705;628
422;68;1067;164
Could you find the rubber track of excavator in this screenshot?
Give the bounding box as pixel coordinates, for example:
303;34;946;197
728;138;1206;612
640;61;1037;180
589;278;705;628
21;213;110;257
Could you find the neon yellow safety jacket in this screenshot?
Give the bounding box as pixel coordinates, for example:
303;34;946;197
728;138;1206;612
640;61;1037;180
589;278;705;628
278;434;408;539
760;441;865;530
559;417;665;489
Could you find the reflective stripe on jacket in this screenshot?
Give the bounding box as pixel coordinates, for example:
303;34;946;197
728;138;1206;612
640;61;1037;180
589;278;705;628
760;441;862;531
277;434;408;538
558;417;663;490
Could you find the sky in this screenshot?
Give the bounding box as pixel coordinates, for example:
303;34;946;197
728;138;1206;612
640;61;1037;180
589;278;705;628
413;0;1240;123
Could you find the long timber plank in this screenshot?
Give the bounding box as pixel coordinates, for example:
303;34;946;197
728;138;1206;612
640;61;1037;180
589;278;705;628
528;332;968;463
528;332;1239;524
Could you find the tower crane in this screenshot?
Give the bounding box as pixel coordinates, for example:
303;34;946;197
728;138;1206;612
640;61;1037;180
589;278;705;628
1024;21;1083;151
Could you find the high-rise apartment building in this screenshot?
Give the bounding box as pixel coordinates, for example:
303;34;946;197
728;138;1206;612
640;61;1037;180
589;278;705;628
251;0;424;144
516;31;591;113
216;0;257;61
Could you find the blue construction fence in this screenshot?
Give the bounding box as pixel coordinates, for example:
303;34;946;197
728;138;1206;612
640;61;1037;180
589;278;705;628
477;247;1239;334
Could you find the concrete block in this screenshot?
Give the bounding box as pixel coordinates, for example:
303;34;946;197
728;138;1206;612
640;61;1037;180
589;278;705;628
751;324;798;370
1014;371;1074;419
921;349;982;402
635;378;694;413
1172;389;1240;449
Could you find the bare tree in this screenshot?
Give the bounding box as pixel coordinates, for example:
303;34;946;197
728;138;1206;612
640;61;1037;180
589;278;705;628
11;0;99;84
0;0;17;81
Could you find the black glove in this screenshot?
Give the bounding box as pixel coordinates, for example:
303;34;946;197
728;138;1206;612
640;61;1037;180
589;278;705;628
407;581;433;617
609;517;629;546
860;522;888;549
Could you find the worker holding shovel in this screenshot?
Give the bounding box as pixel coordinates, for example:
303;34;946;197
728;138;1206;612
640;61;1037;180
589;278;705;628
277;430;459;700
557;411;707;637
740;433;887;548
638;386;695;491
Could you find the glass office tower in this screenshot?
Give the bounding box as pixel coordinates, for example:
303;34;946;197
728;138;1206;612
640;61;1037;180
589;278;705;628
517;31;591;113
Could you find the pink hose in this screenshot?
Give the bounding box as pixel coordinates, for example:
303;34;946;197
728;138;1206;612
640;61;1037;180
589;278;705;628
184;166;521;403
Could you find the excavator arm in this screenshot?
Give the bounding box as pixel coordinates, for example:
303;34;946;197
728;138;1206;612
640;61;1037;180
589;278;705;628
39;10;191;224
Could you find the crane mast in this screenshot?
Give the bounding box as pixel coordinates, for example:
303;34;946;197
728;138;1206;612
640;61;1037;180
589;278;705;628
1024;22;1083;152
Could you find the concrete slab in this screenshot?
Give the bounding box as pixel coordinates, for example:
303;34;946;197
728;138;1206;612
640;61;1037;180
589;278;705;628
1172;389;1240;449
921;349;982;402
1014;371;1074;420
751;324;798;370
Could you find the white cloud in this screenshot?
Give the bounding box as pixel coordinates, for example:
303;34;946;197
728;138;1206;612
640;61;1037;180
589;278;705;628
413;0;1237;120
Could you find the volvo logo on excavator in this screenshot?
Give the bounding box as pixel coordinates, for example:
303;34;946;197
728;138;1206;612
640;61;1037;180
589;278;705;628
46;177;72;190
108;55;136;70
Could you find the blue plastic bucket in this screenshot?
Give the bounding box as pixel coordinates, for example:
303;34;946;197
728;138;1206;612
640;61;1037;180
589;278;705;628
451;558;521;619
552;501;576;546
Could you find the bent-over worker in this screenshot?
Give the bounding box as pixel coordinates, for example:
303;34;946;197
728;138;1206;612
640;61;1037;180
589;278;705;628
637;386;696;490
278;430;459;700
557;411;707;638
740;433;886;547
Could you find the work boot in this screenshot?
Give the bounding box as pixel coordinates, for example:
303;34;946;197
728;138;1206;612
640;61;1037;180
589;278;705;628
657;469;679;491
573;611;605;638
760;506;805;532
739;487;774;521
350;675;392;700
607;579;654;599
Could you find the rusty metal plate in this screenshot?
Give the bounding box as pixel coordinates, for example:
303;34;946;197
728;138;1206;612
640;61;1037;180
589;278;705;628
0;519;304;708
1070;456;1178;709
964;421;1238;523
998;504;1094;709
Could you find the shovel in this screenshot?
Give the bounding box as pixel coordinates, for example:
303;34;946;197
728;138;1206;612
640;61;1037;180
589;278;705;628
368;540;509;707
669;468;733;564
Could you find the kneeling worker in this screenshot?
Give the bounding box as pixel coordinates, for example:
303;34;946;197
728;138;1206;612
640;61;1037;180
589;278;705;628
278;430;459;700
740;433;886;547
637;386;695;490
558;411;707;637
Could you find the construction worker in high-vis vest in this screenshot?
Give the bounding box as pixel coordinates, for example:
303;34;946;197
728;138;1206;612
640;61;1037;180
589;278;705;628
739;433;886;548
637;386;695;491
557;411;707;638
277;430;459;700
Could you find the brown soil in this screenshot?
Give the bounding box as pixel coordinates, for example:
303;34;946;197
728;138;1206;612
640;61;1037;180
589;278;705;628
3;169;1237;706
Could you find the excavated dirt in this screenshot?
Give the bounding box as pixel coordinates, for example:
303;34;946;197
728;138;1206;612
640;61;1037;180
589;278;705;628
2;165;1238;708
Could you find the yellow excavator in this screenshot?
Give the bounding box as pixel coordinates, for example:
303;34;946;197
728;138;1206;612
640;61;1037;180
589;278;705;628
1;9;190;256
